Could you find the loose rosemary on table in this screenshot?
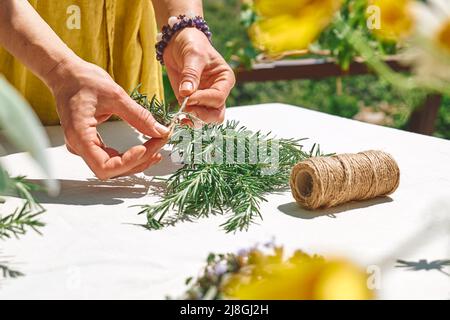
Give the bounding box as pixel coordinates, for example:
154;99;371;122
131;88;325;233
0;176;45;240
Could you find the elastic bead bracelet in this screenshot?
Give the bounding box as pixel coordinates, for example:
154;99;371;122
155;14;212;65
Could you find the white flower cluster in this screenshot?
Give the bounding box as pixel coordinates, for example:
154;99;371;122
405;0;450;82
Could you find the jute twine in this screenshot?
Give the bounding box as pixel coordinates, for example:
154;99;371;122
290;150;400;210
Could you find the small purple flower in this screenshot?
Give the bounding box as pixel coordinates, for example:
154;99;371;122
237;248;249;257
214;262;228;276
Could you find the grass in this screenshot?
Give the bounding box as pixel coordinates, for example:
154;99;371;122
201;0;450;139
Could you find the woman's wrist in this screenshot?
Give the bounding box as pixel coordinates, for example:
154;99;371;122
43;53;85;94
156;14;212;64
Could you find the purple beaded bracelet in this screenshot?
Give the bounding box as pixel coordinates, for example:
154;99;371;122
155;14;212;65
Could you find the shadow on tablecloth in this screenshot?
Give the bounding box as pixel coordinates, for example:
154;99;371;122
278;196;393;220
0;252;24;285
395;259;450;277
21;147;181;206
25;176;166;206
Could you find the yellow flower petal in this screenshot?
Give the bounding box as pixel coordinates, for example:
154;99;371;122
370;0;414;40
437;20;450;53
254;0;312;18
313;261;373;300
226;256;372;300
229;262;321;300
250;0;341;54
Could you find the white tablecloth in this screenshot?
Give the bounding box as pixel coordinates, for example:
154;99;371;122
0;104;449;300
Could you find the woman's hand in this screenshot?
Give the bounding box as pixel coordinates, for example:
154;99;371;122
163;28;235;123
46;57;169;180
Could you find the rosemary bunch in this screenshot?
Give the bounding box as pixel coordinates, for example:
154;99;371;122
133;93;325;233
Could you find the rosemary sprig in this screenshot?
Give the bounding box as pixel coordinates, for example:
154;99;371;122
132;92;326;233
0;175;45;240
0;201;45;240
7;176;44;210
130;85;172;127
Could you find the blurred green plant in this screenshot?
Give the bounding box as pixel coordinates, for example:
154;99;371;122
315;0;397;70
0;76;55;240
201;0;449;139
224;2;258;69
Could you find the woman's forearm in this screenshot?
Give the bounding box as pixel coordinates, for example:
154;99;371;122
151;0;203;28
0;0;77;87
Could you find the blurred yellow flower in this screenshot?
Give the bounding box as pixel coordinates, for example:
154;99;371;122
224;249;373;300
313;261;373;300
370;0;414;41
436;20;450;53
249;0;342;55
253;0;313;18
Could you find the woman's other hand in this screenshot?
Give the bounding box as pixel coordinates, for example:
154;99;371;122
164;28;235;124
46;58;169;180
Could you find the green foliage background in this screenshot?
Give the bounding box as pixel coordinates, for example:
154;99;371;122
201;0;449;139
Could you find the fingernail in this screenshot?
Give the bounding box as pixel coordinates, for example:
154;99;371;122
180;81;193;92
155;122;170;136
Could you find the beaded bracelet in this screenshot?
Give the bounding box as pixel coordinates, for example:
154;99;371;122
155;14;212;65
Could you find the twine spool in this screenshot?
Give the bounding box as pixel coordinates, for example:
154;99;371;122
290;150;400;210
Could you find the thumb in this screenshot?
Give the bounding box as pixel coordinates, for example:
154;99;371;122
179;53;206;97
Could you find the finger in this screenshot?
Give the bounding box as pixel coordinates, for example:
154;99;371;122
81;142;147;180
188;89;226;109
114;95;170;138
113;138;167;178
165;65;182;99
132;137;167;165
65;143;79;155
119;153;163;177
188;70;235;109
179;117;195;127
116;138;167;176
185;105;226;124
179;53;207;97
81;137;167;180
